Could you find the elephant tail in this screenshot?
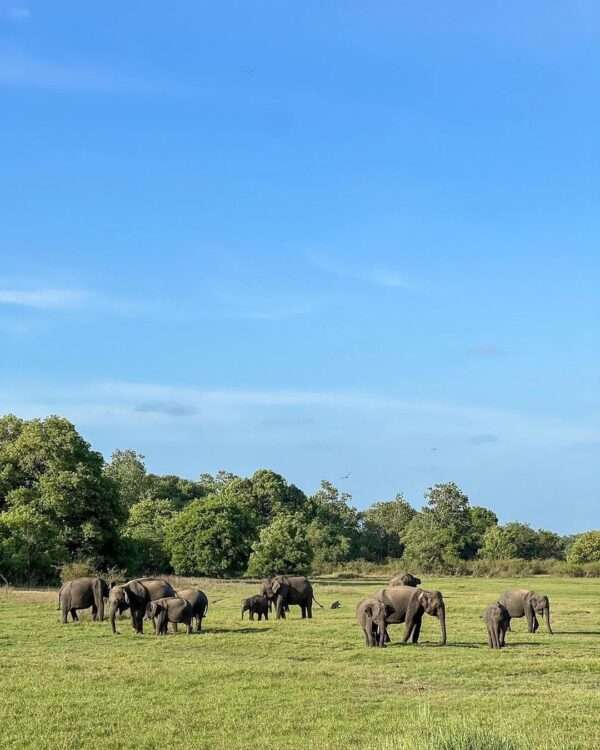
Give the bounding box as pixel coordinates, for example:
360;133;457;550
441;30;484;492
312;594;324;609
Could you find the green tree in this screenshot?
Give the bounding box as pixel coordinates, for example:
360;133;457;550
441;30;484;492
246;513;313;577
144;473;205;510
421;482;476;560
566;531;600;564
123;498;176;573
359;494;416;560
501;522;539;559
478;525;518;560
305;481;360;567
104;449;147;509
0;504;65;584
535;529;567;560
0;415;123;569
402;513;462;572
469;506;498;552
165;495;256;577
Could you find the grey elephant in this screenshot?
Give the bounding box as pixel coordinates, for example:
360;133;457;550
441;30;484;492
177;588;208;632
498;590;553;634
241;594;269;621
108;578;176;634
388;572;422;587
483;602;510;649
356;597;390;647
58;577;109;623
263;575;323;619
147;597;193;635
376;586;447;645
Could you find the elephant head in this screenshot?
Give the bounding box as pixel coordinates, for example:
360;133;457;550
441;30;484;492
400;573;421;587
529;593;552;634
416;589;447;645
108;585;130;634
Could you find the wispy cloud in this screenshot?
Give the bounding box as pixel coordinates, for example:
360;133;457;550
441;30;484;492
5;7;31;22
0;288;87;309
0;49;183;94
308;253;413;289
135;401;198;418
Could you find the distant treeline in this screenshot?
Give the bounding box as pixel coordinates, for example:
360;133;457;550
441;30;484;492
1;415;599;584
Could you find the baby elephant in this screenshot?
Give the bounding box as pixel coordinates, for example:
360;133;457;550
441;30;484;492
483;602;510;649
147;597;193;635
241;594;269;621
356;597;389;647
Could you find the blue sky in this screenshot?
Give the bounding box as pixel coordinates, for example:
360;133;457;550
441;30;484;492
1;2;599;531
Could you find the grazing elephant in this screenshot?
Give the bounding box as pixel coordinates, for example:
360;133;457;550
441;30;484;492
376;586;447;645
147;597;193;635
58;577;109;623
389;572;421;587
499;590;553;634
356;597;391;647
483;602;510;649
241;595;269;621
108;578;176;634
177;588;208;632
265;575;323;619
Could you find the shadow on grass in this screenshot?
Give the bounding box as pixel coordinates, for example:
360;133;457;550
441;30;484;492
555;630;600;636
202;626;272;635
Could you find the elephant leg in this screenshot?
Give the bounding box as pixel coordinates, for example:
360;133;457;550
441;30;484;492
70;608;79;622
264;610;268;621
411;615;422;644
487;626;493;648
61;604;69;624
186;621;192;634
172;622;178;634
307;602;313;619
507;619;512;632
301;604;307;619
384;628;391;643
532;615;539;633
91;604;98;621
250;611;254;621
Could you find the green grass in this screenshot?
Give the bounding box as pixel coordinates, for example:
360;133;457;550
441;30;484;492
1;576;600;749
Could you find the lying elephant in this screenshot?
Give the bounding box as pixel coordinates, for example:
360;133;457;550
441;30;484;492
241;594;269;621
178;588;208;632
376;586;447;645
147;597;193;635
109;578;176;634
483;602;510;649
388;572;422;587
499;590;553;634
58;577;109;623
356;597;390;647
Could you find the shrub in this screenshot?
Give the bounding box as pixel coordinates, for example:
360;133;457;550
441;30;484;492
59;559;98;583
566;531;600;564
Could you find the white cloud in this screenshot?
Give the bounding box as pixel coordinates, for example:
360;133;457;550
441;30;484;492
0;288;87;309
308;253;412;290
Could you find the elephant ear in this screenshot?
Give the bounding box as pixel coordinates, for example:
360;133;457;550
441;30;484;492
406;591;424;620
271;580;281;594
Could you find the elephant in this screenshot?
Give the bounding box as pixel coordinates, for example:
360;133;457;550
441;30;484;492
482;602;510;649
58;577;109;623
177;588;208;632
376;586;447;645
264;575;323;619
241;594;269;621
147;597;193;635
356;597;391;647
388;572;421;588
498;590;553;634
108;578;176;634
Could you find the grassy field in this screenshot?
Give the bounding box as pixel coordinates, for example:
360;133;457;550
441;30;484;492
2;576;600;750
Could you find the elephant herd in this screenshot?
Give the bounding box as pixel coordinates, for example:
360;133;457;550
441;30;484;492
57;572;552;650
357;572;553;650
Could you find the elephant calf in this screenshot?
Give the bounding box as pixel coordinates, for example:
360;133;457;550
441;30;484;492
147;597;193;635
483;602;510;649
241;595;269;621
499;590;553;634
178;588;208;632
356;598;389;647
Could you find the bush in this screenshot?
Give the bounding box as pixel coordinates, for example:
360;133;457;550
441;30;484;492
59;559;98;583
567;531;600;564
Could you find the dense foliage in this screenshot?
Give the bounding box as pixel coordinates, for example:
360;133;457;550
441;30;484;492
0;414;586;583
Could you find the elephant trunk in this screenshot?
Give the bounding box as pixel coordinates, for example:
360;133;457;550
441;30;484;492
109;603;119;634
544;604;553;635
438;603;447;645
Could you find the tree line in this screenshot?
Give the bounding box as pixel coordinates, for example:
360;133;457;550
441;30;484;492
1;415;599;584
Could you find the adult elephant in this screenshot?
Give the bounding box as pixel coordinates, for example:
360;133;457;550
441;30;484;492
109;578;176;634
265;575;323;619
388;572;421;587
58;577;109;623
376;586;447;645
499;590;553;634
